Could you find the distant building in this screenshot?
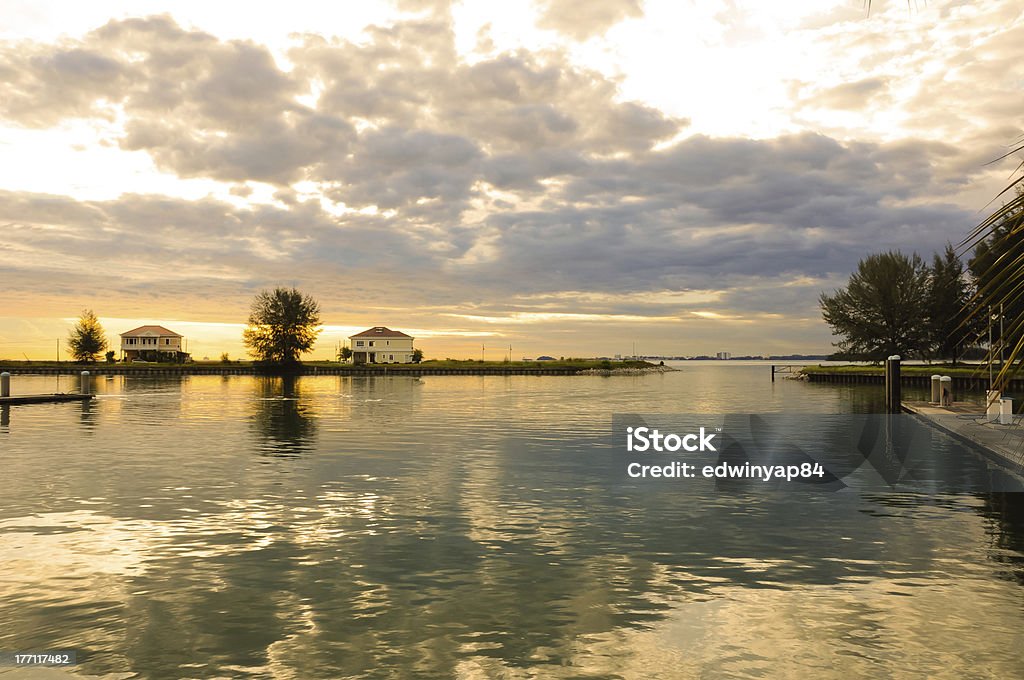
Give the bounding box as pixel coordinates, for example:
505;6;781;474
536;355;556;361
716;351;731;360
349;327;415;364
121;325;188;362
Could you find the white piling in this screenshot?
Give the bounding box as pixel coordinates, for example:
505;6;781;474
940;376;952;408
80;371;91;395
1000;397;1014;426
930;375;941;405
987;390;1002;422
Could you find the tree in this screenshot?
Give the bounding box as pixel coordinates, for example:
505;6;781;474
962;145;1024;388
242;288;322;366
67;309;108;363
968;187;1024;371
927;244;981;363
338;346;352;362
820;251;931;360
412;348;423;363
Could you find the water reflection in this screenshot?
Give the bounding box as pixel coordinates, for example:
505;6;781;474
0;368;1020;678
250;375;317;457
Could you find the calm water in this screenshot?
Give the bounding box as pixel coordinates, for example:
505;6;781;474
1;363;1022;679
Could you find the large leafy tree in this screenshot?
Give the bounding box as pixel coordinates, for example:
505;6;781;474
820;251;931;360
67;309;108;363
242;288;322;366
927;244;981;363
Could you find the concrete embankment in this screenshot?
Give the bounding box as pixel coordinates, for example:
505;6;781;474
903;401;1024;473
0;365;607;377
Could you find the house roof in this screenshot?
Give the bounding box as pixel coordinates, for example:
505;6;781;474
349;326;412;339
120;325;182;338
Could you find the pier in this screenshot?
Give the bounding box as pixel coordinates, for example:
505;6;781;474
0;393;94;405
902;401;1024;471
0;370;95;406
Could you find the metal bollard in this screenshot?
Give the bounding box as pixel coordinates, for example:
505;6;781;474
80;371;91;395
930;375;941;404
0;372;9;398
940;376;952;407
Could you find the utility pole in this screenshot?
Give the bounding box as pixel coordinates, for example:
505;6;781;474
482;343;485;362
56;338;59;363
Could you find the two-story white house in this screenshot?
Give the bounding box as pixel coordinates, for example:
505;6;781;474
120;325;188;362
349;327;415;364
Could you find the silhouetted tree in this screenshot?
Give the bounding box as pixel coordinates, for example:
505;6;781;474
242;288;322;366
67;309;108;363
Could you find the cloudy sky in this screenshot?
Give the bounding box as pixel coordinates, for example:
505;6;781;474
0;0;1021;360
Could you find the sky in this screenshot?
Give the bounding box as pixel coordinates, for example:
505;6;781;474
0;0;1021;360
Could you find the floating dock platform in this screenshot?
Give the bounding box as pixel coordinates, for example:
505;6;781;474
902;401;1024;470
0;393;95;405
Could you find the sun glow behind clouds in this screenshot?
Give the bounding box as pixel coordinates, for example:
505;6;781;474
0;1;1021;358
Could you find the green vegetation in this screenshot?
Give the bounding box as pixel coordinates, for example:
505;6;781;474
802;364;988;378
338;346;352;362
67;309;108;363
242;288;322;366
820;251;931;360
967;186;1024;387
820;248;980;362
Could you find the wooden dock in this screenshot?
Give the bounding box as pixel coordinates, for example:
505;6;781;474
902;401;1024;470
0;393;94;405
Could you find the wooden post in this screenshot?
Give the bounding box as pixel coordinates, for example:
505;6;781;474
771;365;775;382
885;355;901;413
1;372;9;398
80;371;91;395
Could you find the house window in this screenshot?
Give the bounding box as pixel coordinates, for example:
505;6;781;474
369;341;375;347
389;354;394;360
356;341;364;347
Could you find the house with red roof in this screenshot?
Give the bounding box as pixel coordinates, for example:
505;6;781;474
120;325;188;362
348;327;414;364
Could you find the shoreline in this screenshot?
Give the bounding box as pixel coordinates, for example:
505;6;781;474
0;361;660;377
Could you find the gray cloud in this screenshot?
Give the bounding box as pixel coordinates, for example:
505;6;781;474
0;10;1014;355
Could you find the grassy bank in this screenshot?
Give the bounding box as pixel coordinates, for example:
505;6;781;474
801;364;992;378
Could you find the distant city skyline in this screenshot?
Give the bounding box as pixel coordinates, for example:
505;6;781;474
1;1;1020;359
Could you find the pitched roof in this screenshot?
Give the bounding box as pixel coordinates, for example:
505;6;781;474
349;326;412;339
120;325;182;337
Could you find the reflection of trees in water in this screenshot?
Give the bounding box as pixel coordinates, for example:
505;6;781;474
250;376;317;457
980;493;1024;584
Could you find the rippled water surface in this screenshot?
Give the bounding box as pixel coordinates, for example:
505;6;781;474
1;363;1022;678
